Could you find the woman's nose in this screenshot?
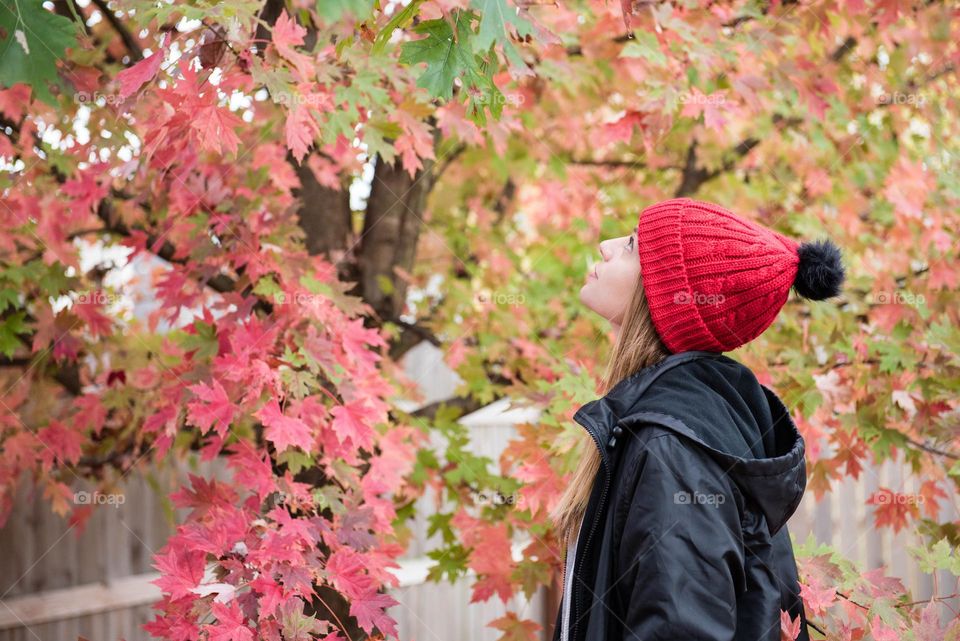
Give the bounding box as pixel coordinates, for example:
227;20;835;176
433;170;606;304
598;240;611;261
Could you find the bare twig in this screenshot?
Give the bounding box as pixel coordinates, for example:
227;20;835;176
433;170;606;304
90;0;143;59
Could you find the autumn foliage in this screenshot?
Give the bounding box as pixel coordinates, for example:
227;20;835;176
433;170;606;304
0;0;959;639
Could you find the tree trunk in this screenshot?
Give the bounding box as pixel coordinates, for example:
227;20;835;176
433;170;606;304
292;153;354;274
359;146;439;323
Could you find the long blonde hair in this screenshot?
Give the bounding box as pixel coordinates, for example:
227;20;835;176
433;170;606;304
549;270;669;547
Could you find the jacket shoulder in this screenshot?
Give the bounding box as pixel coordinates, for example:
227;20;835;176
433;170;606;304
615;426;747;520
610;426;753;635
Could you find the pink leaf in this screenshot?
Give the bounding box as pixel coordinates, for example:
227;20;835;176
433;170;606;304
779;610;801;641
272;11;315;82
36;421;83;469
187;379;236;437
390;110;435;178
191;104;243;155
350;590;399;637
206;601;253;641
285;102;321;163
116;47;165;101
152;547;206;600
325;548;375;600
256;399;314;453
330;401;376;450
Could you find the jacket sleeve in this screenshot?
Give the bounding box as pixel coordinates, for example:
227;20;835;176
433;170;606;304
615;432;746;641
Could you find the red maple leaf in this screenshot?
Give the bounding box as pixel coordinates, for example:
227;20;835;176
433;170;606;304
861;567;906;598
913;600;946;641
73;393;108;435
36;420;83;469
152;546;206;600
598;111;646;147
452;510;516;604
799;576;837;616
350;589;399;637
513;457;564;516
249;575;285;619
116;40;166;101
390;109;436;177
169;473;238;520
0;84;31;120
330;401;376;450
489;612;541;641
325;547;376;600
869;614;901;641
142;596;201;641
918;479;948;520
875;0;907;29
780;609;802;641
340;317;387;367
191;103;243;155
467;522;515;604
187;379;236;437
830;426;867;480
256;399;314;453
285;101;321;164
867;488;919;533
206;601;253;641
61;167;109;214
72;295;114;338
272;11;314;82
225;443;277;500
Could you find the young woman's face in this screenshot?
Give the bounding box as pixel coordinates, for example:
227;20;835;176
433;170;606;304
579;228;640;325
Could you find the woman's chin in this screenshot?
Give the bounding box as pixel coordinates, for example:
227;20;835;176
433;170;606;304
578;283;596;309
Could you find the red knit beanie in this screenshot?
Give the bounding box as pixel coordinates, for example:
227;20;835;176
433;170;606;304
637;197;845;354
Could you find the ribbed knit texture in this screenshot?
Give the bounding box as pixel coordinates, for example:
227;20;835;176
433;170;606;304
637;197;800;354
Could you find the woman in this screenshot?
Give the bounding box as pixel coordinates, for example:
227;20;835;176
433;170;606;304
549;197;845;641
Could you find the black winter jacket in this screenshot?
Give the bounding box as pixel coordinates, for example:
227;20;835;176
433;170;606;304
553;350;810;641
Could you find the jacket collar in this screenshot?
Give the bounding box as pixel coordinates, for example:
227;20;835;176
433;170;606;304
572;350;807;536
572;350;723;449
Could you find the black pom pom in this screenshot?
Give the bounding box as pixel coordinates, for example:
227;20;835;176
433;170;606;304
793;238;845;300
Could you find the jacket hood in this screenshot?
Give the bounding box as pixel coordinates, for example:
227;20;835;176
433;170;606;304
573;350;807;536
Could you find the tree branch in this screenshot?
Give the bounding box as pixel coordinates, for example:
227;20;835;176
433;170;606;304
388;317;442;361
90;0;143;59
94;197;273;313
432;143;466;181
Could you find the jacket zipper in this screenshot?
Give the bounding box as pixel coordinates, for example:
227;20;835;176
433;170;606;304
569;415;620;641
563;353;716;640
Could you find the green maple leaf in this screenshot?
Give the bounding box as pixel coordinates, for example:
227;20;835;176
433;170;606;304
620;31;668;67
426;543;469;583
928;319;960;355
874;340;912;374
0;287;19;313
470;0;534;72
372;0;425;54
0;0;78;104
0;310;30;357
315;0;375;23
427;511;455;543
362;116;401;165
397;9;508;124
911;537;958;574
179;318;219;361
398;10;480;100
512;558;551;600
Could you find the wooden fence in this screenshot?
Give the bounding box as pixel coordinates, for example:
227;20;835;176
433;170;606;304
1;395;956;639
0;399;546;641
